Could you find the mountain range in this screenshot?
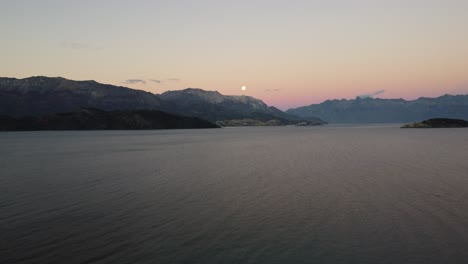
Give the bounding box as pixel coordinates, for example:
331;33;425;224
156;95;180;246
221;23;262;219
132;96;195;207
4;76;466;126
287;95;468;123
0;76;324;127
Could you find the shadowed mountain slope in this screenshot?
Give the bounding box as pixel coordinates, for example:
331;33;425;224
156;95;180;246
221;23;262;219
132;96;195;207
0;108;219;131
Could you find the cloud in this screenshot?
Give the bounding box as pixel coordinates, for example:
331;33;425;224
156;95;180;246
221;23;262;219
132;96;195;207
122;78;181;85
60;41;102;50
123;79;146;85
358;89;385;98
149;78;180;84
265;88;280;92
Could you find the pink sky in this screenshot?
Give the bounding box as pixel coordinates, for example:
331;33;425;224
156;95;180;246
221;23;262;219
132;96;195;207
2;1;468;110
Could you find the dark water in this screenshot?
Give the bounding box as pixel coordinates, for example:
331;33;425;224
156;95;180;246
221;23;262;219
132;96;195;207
2;126;468;264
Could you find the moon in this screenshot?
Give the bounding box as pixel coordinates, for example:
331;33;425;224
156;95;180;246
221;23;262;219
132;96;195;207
241;85;246;91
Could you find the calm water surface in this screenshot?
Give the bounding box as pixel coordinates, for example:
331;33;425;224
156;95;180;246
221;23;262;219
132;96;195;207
1;125;468;264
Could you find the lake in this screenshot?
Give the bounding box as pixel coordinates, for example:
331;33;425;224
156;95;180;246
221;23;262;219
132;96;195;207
1;125;468;264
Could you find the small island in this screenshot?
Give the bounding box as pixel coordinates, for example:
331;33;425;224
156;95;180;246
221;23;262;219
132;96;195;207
401;118;468;128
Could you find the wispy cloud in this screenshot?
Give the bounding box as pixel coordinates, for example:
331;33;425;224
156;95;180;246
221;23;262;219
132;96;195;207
358;89;385;98
149;78;180;84
122;78;180;85
265;88;280;92
123;79;146;85
60;41;102;50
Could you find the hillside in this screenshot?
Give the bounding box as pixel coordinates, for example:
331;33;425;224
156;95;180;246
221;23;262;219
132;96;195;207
0;108;219;131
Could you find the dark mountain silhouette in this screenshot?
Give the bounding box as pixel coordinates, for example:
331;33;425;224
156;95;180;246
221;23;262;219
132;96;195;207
0;108;219;131
0;77;324;125
287;95;468;123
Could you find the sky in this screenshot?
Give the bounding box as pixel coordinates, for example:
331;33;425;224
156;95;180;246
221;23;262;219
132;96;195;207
1;0;468;110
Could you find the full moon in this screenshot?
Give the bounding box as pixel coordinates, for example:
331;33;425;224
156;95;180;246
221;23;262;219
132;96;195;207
241;86;246;91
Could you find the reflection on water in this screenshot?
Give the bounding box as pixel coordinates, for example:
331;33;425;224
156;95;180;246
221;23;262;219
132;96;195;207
1;126;468;264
